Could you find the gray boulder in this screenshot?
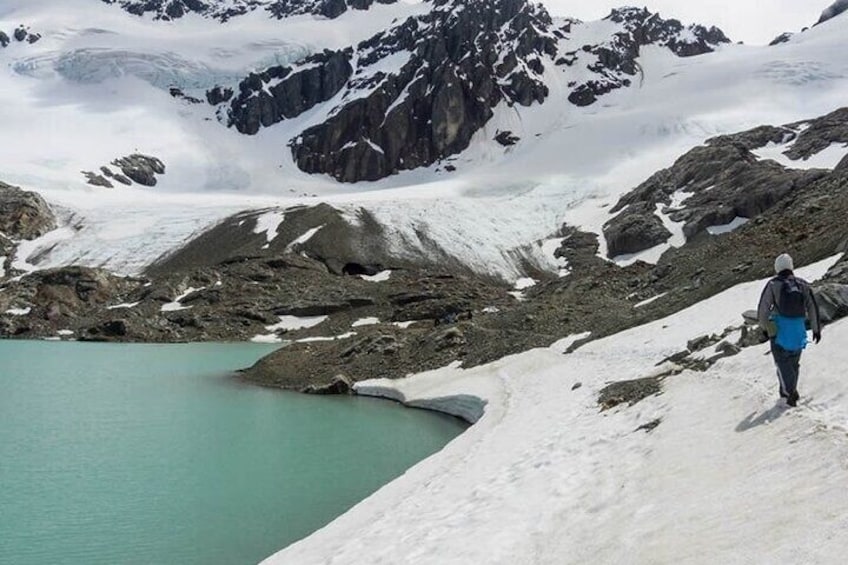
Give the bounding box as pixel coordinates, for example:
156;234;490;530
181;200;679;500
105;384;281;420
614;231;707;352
814;284;848;324
603;202;671;258
0;181;57;240
82;171;114;188
0;31;9;47
102;0;399;21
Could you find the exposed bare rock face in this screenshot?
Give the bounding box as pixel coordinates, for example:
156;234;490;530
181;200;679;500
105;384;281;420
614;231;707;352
0;181;57;241
217;1;730;183
565;7;729;107
222;0;555;182
111;154;165;187
100;0;398;21
603;108;848;259
2;120;848;391
227;50;354;137
818;0;848;25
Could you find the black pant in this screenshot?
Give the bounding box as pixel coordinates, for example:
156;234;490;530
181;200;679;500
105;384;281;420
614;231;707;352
770;340;802;395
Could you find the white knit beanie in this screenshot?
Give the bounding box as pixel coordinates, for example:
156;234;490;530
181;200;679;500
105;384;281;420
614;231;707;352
774;253;794;274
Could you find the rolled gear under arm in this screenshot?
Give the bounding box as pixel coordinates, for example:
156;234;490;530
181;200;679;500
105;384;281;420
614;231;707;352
804;283;822;334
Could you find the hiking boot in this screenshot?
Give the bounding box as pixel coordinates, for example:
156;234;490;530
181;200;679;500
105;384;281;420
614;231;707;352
787;390;799;407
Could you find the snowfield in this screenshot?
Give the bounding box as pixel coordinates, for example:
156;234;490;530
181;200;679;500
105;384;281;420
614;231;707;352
265;255;848;564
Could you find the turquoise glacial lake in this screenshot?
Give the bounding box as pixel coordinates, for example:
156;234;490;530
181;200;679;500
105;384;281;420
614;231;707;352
0;341;466;565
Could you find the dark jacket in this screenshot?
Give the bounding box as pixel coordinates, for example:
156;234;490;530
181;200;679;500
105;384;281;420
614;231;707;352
757;272;821;350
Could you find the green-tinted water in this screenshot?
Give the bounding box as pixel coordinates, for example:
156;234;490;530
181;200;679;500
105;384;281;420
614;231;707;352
0;341;466;565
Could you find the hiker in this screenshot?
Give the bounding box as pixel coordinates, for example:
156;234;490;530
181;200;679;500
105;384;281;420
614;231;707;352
757;253;822;407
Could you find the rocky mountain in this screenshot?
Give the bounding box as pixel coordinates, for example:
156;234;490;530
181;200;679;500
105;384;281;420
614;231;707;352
3;105;848;390
101;0;398;21
215;2;730;182
603;107;848;258
818;0;848;24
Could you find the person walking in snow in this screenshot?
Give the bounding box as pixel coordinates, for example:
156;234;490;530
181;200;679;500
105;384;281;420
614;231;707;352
757;253;822;407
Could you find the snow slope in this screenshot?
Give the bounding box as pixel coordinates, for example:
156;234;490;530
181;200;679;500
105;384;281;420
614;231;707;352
264;255;848;564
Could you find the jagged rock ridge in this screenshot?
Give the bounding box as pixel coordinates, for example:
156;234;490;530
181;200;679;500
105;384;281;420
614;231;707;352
289;0;556;182
818;0;848;25
218;1;729;183
603;107;848;258
224;0;557;182
562;7;730;106
100;0;397;21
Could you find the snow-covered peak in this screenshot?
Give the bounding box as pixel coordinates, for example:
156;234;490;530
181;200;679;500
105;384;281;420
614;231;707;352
553;6;730;107
602;5;730;56
100;0;401;21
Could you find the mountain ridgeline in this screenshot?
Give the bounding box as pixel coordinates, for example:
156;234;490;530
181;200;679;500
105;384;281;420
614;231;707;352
194;1;730;183
100;0;398;21
819;0;848;24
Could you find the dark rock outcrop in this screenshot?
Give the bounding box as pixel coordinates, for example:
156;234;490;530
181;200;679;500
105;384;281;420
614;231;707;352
82;171;114;188
217;0;729;182
169;87;203;104
782;107;848;161
0;181;57;240
566;7;730;106
286;0;556;182
598;375;663;410
110;154;165;187
769;32;794;46
602;109;848;258
206;86;233;106
0;31;9;48
226;50;354;135
11;26;41;44
603;202;671;257
101;0;398;21
817;0;848;25
495;131;520;147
